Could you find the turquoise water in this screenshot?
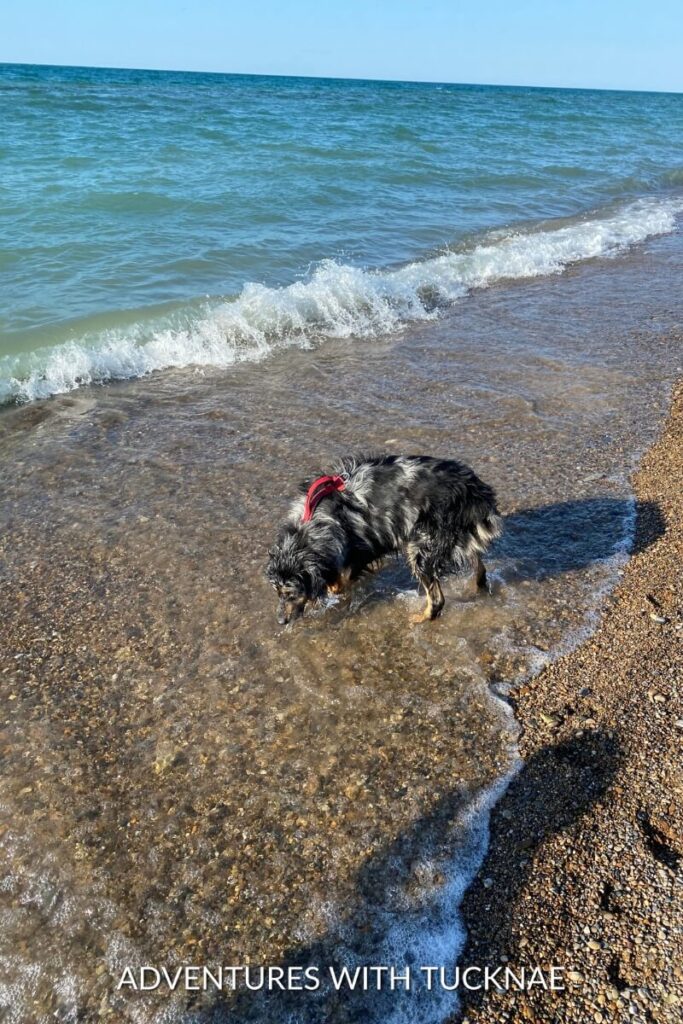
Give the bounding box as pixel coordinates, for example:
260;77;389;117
1;63;682;402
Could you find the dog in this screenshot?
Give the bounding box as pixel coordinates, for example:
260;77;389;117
265;454;501;625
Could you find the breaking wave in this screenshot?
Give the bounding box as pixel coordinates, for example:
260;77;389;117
1;196;681;405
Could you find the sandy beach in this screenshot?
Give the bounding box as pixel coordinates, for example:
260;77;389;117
0;233;681;1024
1;272;680;1024
458;378;683;1024
2;63;682;1024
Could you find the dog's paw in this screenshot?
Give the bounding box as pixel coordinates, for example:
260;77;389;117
328;568;352;595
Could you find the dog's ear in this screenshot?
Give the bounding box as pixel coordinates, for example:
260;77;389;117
265;539;288;583
264;552;278;583
302;562;325;599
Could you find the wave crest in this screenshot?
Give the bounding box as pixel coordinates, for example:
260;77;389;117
2;197;681;405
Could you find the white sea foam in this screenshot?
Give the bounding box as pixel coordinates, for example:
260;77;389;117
369;760;521;1024
2;196;680;404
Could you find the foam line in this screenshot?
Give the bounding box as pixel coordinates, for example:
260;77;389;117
2;197;680;405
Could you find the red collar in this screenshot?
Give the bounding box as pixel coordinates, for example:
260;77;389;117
302;474;346;522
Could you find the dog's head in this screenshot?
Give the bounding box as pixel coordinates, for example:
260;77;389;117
265;528;324;625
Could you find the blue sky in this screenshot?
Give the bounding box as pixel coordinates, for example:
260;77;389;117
2;0;682;92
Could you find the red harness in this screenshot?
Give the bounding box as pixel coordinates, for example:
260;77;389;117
302;474;346;522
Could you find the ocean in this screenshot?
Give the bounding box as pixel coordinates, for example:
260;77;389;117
1;64;682;402
0;64;682;1023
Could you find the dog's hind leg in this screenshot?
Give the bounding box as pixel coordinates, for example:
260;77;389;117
428;577;445;619
406;536;445;623
472;552;488;591
410;574;445;624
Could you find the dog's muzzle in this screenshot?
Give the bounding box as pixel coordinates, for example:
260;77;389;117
277;597;305;625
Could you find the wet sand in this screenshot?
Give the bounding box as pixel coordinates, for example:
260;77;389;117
458;379;683;1024
0;232;682;1024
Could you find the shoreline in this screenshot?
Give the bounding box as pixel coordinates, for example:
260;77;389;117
1;249;681;1022
456;379;683;1023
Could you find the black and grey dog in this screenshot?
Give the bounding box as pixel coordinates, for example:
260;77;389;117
265;454;501;625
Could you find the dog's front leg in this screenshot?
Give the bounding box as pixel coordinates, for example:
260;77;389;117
327;566;352;595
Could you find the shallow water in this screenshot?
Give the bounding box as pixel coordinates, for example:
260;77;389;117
1;223;681;1022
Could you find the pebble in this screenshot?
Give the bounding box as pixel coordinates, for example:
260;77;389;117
5;362;683;1024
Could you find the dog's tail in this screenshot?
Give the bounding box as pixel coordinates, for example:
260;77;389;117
474;510;503;547
460;514;502;564
460;487;502;562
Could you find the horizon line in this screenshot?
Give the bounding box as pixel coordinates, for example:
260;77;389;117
1;59;681;97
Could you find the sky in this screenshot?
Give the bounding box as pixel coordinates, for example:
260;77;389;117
2;0;682;93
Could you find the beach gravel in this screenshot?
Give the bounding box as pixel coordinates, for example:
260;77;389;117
457;381;683;1023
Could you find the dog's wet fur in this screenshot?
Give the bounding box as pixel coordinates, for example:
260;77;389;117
265;454;502;625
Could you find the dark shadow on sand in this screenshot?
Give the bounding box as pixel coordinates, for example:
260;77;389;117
179;731;620;1024
456;728;622;1022
496;497;664;582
